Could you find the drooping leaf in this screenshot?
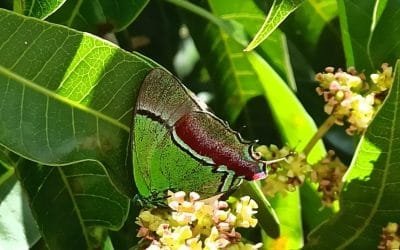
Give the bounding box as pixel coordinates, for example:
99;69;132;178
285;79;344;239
0;9;156;196
305;61;400;249
47;0;149;33
244;0;305;52
13;0;66;19
16;160;129;250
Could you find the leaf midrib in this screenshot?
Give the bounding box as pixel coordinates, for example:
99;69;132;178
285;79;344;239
0;65;130;132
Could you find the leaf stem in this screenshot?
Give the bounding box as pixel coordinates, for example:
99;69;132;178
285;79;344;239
303;115;336;156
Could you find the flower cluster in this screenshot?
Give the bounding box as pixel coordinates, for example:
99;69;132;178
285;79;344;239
315;64;393;135
310;150;347;206
136;191;262;249
257;145;312;197
378;222;400;250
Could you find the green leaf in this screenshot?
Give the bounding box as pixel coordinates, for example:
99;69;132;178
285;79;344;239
265;191;303;249
13;0;66;19
246;52;325;162
248;52;321;249
305;60;400;249
244;0;305;52
209;0;297;92
0;9;155;196
284;0;337;49
281;0;341;70
48;0;149;33
16;160;129;250
338;0;400;71
369;0;400;68
0;154;40;249
337;0;375;70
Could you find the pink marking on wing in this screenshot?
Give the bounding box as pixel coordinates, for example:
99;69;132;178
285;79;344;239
174;113;265;180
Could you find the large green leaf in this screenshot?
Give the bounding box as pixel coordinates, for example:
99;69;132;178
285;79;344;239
16;160;129;250
305;61;400;249
244;0;305;51
47;0;149;33
13;0;66;19
0;9;155;196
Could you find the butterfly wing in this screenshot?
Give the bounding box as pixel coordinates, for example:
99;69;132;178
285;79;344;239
133;68;264;201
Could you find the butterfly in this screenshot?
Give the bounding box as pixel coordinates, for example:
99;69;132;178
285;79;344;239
132;68;267;203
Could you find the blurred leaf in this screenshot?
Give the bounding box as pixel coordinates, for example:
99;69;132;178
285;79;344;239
282;0;342;70
337;0;399;71
16;160;129;250
211;1;297;95
283;0;337;50
0;155;40;249
337;0;375;70
247;51;325;249
247;51;325;161
184;9;263;123
264;192;303;249
166;0;248;46
0;147;14;172
244;0;305;51
169;0;295;87
48;0;149;33
119;0;181;72
13;0;66;19
369;0;400;68
305;61;400;248
109;200;143;249
0;9;156;196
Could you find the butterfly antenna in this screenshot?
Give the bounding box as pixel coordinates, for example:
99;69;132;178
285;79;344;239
261;150;297;165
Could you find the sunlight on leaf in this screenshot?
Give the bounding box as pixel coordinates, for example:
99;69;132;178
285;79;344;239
0;9;156;196
305;60;400;249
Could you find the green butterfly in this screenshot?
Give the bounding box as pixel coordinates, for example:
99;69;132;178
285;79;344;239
132;68;267;203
